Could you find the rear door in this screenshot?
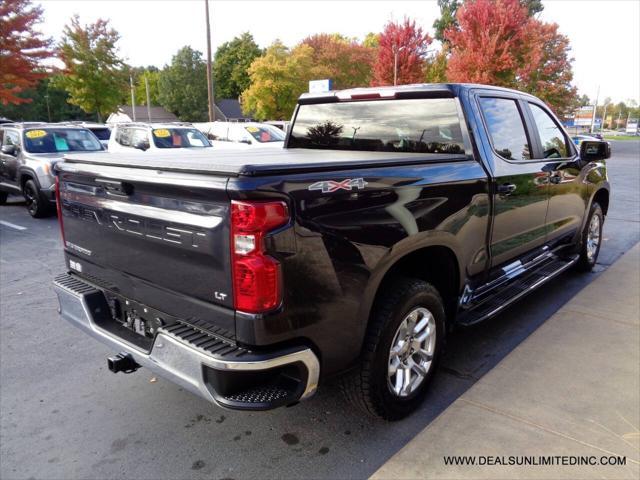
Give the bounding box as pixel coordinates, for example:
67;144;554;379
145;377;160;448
475;93;550;267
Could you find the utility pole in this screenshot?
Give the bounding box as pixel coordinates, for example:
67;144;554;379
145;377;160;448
590;85;599;133
129;74;137;122
205;0;215;122
145;74;152;122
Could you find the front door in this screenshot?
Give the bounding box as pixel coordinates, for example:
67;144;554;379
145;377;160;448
525;101;587;247
475;94;550;268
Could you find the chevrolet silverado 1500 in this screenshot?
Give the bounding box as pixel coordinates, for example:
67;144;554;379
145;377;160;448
53;84;610;420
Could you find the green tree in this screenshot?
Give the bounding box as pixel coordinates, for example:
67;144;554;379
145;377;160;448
433;0;460;44
55;15;127;121
363;32;380;48
158;46;208;121
424;49;449;83
0;76;93;121
134;68;160;106
213;32;262;99
241;41;315;121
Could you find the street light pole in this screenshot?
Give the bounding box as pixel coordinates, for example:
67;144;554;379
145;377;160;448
205;0;215;122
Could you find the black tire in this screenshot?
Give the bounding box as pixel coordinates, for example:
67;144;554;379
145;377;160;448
23;179;52;218
341;277;446;420
576;202;604;272
0;191;8;205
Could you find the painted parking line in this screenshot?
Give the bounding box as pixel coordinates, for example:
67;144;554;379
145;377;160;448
0;220;27;231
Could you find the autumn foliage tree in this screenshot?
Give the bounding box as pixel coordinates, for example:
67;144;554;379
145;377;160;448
445;0;576;114
300;34;375;89
241;41;315;120
373;18;432;86
56;16;127;121
0;0;52;105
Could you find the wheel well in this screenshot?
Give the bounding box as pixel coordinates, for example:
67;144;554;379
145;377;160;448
375;246;460;320
593;189;609;216
19;172;34;190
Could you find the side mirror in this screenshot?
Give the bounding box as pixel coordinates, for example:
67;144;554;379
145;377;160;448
1;144;16;156
240;137;252;145
580;140;610;162
132;139;149;151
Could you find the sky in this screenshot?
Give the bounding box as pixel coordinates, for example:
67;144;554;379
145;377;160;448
38;0;640;105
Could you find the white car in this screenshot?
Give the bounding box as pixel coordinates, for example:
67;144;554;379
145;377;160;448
107;123;213;153
193;122;285;149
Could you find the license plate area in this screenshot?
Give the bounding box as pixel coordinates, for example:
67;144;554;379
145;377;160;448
91;291;179;351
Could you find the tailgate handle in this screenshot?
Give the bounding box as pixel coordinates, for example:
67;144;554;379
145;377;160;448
96;179;133;196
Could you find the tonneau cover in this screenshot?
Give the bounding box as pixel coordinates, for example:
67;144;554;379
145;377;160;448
62;149;467;177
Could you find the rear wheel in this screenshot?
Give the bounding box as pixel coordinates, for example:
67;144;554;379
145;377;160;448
0;191;7;205
341;277;445;420
23;179;51;218
576;202;603;272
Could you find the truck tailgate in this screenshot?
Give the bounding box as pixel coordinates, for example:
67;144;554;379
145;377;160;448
56;161;235;332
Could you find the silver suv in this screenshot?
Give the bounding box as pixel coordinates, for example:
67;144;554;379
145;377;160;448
0;123;103;217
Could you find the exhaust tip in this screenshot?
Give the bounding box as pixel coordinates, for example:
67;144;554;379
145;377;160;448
107;352;140;374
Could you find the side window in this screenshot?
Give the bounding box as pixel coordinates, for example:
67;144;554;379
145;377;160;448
479;97;531;161
116;127;132;146
3;130;20;147
130;129;149;146
529;103;570;158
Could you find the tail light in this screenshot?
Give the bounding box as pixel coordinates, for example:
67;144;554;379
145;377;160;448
230;200;288;313
55;175;65;245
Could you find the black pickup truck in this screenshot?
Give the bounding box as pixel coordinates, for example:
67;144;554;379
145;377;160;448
53;84;610;420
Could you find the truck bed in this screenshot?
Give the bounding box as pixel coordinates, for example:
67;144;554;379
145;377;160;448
63;149;468;176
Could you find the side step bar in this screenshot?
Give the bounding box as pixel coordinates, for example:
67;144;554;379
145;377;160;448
458;255;579;326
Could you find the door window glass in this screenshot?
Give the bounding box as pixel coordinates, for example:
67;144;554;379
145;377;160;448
479;97;531;161
529;103;569;158
3;130;19;147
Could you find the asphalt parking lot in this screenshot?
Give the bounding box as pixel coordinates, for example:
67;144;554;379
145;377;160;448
1;140;639;480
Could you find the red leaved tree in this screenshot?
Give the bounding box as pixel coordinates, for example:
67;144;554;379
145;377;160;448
372;18;432;86
300;34;375;89
445;0;577;114
518;21;577;115
0;0;52;105
445;0;529;85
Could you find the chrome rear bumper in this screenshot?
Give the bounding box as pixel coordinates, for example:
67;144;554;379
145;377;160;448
53;273;319;409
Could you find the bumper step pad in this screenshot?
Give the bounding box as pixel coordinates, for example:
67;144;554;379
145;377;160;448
53;272;319;411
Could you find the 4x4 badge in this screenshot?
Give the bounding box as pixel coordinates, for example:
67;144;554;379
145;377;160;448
308;178;368;193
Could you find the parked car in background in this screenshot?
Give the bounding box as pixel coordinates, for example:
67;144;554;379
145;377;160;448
59;122;112;149
194;122;285;149
107;123;213;153
0;123;103;217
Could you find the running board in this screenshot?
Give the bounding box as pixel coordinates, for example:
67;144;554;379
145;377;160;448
457;255;579;326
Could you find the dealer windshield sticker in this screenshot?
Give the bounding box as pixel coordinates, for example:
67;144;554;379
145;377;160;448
308;178;368;193
25;130;47;139
153;129;170;138
245;126;259;133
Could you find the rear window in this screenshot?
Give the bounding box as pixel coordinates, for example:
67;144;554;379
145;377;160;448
288;98;465;154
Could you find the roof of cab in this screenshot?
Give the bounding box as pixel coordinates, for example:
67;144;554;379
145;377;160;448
298;83;538;104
